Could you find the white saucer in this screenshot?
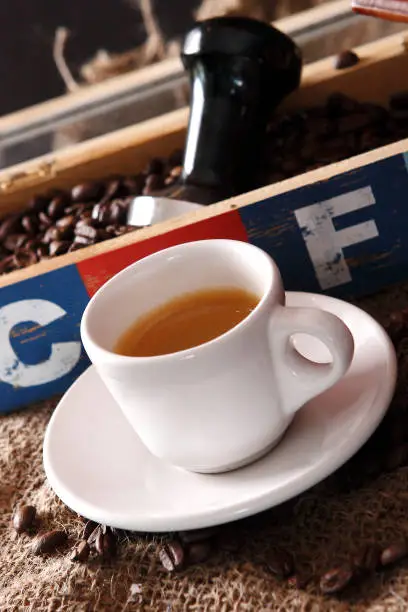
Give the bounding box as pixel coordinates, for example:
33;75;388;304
43;292;397;533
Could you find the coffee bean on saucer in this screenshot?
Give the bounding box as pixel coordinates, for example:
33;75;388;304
319;565;355;594
12;505;36;534
159;541;185;571
70;540;90;562
32;530;68;555
380;540;408;566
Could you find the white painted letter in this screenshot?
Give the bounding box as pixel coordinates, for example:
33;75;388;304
295;186;378;290
0;299;81;387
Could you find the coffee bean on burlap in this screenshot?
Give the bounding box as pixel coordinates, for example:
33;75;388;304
352;543;381;573
70;540;90;562
12;505;36;534
319;565;355;594
95;528;117;560
380;540;408;567
32;530;68;555
333;50;360;70
265;548;294;578
82;520;98;540
159;541;185;572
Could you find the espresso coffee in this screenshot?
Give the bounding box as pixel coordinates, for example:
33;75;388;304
114;287;259;357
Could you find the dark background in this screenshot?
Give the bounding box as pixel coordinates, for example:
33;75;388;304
0;0;201;116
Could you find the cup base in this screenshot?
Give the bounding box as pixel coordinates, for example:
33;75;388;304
180;423;291;475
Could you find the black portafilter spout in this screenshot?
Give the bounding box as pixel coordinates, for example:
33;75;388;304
127;17;302;225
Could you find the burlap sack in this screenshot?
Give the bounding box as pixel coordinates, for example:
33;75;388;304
2;284;408;611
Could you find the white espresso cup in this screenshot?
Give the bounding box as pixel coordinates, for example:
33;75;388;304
80;239;354;474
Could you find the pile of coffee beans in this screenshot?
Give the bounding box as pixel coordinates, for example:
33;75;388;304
261;91;408;185
0;150;183;276
2;91;408;277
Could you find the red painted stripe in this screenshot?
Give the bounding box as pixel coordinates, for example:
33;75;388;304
77;210;248;297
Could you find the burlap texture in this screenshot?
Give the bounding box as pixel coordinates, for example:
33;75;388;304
2;285;408;611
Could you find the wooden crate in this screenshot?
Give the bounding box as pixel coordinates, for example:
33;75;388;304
2;30;408;413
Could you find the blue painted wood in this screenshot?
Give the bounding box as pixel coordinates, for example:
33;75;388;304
239;152;408;299
0;265;90;413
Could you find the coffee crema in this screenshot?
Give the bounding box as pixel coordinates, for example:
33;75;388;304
114;287;259;357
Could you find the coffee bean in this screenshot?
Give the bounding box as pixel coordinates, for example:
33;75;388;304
32;530;68;555
0;215;22;241
43;227;61;244
159;541;185;571
380;540;408;566
49;240;70;257
87;524;102;546
333;50;360;70
56;215;75;231
101;179;121;203
170;165;182;179
82;520;98;540
70;540;90;562
320;565;354;594
55;215;75;239
12;505;36;533
265;548;294;578
71;181;103;203
27;195;48;213
91;202;111;226
75;222;98;242
14;250;38;268
108;200;127;225
352;543;381;573
146;157;164;175
3;234;27;252
95;528;117;560
68;242;85;252
143;173;164;195
187;541;212;564
38;212;53;228
21;215;38;235
48;196;67;220
122;176;143;195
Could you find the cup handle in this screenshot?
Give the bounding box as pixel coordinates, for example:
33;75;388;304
268;305;354;416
